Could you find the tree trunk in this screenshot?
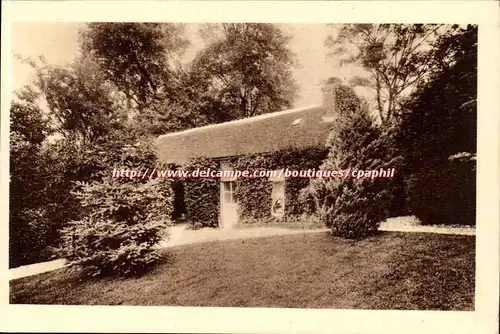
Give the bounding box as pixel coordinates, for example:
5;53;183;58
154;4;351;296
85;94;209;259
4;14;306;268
376;72;385;124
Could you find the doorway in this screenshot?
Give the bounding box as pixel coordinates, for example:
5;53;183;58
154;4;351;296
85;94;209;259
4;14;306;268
220;181;238;228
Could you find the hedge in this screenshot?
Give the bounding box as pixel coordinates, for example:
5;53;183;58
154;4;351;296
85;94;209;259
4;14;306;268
406;157;476;226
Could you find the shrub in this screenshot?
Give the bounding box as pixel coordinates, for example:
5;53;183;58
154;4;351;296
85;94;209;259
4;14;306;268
237;177;273;220
9;131;63;268
306;86;398;238
383;126;409;217
57;177;173;277
9;208;55;268
283;148;328;215
386;170;409;217
406;157;476;226
183;157;220;228
298;179;335;223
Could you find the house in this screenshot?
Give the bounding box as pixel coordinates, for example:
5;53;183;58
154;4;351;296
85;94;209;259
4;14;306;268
155;78;350;228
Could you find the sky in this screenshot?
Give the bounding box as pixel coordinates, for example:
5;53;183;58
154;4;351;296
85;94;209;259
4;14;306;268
11;23;365;108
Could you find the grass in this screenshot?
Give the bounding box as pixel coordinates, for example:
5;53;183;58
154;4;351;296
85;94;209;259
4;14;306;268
10;231;475;310
236;215;325;230
236;221;325;230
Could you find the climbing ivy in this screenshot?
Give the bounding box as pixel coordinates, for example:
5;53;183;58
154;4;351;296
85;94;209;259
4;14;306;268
183;157;220;228
234;146;328;220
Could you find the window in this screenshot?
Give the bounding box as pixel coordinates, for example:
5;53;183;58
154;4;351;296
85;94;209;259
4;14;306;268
271;181;285;217
220;160;236;182
223;181;236;203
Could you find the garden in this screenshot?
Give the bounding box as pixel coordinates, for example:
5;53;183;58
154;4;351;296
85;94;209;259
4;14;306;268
9;23;477;309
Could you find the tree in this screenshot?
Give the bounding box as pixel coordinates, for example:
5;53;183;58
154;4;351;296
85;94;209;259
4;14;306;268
9;87;54;267
396;25;477;225
191;23;299;120
80;23;219;136
31;56;128;146
9;23;189;267
301;83;398;238
9;54;136;267
396;25;477;173
10;86;51;145
325;24;447;124
80;23;189;110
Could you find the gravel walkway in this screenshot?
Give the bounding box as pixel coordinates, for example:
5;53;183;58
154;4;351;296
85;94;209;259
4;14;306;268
157;224;328;248
379;216;475;236
9;216;475;280
9;259;69;281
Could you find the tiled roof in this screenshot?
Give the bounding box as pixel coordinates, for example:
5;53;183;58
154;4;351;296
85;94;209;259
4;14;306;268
155;104;335;165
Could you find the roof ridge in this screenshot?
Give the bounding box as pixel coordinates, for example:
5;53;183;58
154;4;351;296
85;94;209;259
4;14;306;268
156;104;321;139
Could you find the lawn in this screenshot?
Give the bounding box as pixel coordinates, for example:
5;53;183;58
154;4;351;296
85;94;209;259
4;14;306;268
10;231;475;310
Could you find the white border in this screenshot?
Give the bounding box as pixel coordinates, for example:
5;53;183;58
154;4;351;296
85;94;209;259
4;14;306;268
1;1;498;24
1;1;499;333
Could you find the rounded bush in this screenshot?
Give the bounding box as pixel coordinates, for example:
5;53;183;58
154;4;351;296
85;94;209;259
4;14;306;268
304;84;396;238
58;177;173;277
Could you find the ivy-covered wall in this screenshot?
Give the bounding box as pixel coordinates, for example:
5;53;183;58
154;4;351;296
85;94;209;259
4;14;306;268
234;146;328;220
234;155;273;220
183;157;220;227
181;146;328;227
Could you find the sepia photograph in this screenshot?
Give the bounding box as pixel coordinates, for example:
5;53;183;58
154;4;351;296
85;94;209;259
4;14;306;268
1;1;499;334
